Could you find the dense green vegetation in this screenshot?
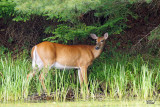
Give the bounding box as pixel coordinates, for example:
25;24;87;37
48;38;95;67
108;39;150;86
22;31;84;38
1;0;156;43
0;0;160;102
0;50;160;101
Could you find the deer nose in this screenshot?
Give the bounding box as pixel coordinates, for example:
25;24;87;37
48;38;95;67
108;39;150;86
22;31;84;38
95;46;100;50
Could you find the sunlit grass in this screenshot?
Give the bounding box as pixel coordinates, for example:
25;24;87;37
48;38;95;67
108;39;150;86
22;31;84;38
0;53;30;101
0;51;160;101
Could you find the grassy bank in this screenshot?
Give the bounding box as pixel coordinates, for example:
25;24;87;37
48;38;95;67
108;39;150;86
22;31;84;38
0;51;160;101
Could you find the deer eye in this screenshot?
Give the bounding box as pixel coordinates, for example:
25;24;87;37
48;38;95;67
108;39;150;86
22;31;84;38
101;40;104;42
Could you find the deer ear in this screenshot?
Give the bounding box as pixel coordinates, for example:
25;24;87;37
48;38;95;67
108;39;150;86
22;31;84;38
90;34;98;40
104;33;108;40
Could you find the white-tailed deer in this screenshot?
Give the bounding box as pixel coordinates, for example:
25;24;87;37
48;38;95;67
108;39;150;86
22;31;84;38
27;33;108;93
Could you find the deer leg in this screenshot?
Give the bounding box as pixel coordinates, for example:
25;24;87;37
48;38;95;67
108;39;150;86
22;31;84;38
26;65;43;85
38;60;56;93
78;69;84;88
39;67;49;93
23;68;38;97
27;70;37;80
80;66;89;95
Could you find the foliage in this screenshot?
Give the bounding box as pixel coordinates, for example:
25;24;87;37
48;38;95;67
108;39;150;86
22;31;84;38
43;0;137;42
148;25;160;40
11;0;151;22
0;0;153;43
43;0;134;43
44;24;97;43
0;0;15;22
127;0;152;3
0;46;9;57
13;0;100;22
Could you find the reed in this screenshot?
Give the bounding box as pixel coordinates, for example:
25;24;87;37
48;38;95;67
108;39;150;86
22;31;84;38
0;52;159;101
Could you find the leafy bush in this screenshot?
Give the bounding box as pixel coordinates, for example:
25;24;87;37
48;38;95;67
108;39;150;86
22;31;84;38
0;0;153;44
12;0;151;22
0;0;15;22
148;25;160;40
44;24;97;43
0;46;9;57
43;0;138;43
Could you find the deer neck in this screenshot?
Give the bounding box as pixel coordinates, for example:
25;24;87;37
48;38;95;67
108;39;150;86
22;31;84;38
91;45;104;59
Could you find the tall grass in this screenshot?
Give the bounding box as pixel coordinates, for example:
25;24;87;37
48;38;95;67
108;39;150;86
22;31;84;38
0;51;159;101
0;53;30;101
89;52;160;100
